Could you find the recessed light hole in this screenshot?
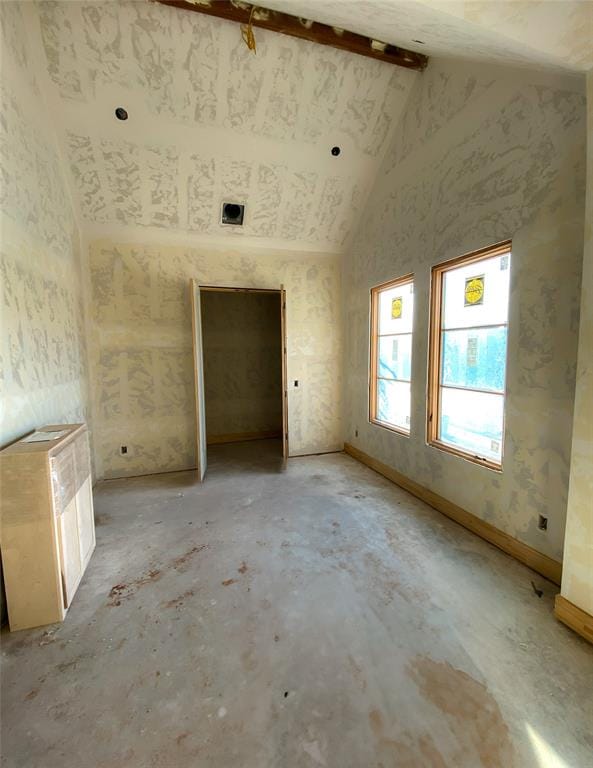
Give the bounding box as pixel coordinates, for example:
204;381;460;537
331;146;341;156
115;107;128;121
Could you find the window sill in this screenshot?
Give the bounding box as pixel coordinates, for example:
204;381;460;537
369;417;410;437
428;439;502;472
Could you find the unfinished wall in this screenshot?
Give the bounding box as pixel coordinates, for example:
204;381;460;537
343;58;586;562
0;2;89;448
201;291;282;440
89;240;341;479
561;71;593;613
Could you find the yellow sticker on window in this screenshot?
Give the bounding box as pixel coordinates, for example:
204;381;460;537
464;275;484;306
391;296;403;319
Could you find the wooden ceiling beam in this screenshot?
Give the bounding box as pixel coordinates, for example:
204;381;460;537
153;0;428;71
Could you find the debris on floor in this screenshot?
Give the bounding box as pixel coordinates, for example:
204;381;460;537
531;581;543;598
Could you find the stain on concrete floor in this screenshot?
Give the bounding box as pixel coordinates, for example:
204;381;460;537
1;439;592;768
406;656;514;766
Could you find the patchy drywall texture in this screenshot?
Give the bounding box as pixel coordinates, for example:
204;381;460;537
201;292;282;440
0;2;89;448
343;59;586;562
89;240;341;479
264;0;593;72
37;0;417;251
562;71;593;613
64;134;365;247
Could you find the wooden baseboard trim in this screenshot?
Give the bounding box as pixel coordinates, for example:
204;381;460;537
555;595;593;643
343;442;562;585
207;430;282;446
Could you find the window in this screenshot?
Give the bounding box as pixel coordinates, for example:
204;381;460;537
370;274;414;434
428;241;511;469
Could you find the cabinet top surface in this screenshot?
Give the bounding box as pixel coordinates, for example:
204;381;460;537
0;424;86;458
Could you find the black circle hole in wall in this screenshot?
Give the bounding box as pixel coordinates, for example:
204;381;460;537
331;146;341;156
115;107;128;121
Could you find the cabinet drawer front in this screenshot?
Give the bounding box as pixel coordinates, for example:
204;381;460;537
74;432;91;491
50;431;92;516
50;443;77;514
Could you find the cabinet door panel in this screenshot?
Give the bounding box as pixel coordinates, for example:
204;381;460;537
76;477;95;567
57;498;82;607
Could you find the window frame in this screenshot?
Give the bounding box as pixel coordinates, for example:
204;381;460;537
369;273;414;436
427;240;512;471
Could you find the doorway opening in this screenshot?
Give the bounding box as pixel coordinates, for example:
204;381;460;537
190;283;288;482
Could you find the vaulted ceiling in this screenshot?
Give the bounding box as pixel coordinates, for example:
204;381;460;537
33;0;418;253
29;1;592;255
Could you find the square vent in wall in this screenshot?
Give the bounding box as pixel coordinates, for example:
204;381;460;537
221;202;245;226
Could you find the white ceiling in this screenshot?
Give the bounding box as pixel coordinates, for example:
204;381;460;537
31;0;418;253
264;0;593;73
28;1;591;255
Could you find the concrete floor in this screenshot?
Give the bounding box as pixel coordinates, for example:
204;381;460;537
1;440;592;768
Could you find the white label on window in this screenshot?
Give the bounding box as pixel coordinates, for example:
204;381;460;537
500;255;509;270
467;336;478;366
392;339;398;361
490;439;500;453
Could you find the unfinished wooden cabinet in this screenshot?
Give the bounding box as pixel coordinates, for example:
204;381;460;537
0;424;95;631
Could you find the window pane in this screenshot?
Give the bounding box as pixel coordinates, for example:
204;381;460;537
442;252;510;330
441;327;507;392
378;281;414;335
439;387;503;462
378;333;412;381
376;379;410;432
